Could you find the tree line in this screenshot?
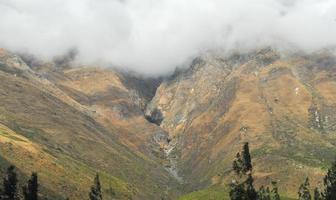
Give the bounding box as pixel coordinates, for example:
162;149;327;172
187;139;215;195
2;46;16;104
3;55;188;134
0;165;104;200
0;165;38;200
3;143;335;200
229;142;336;200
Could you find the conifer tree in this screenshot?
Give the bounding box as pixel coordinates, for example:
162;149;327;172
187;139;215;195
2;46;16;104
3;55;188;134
242;142;252;173
230;143;282;200
3;165;18;200
258;186;271;200
230;143;258;200
323;158;336;200
270;181;280;200
23;172;38;200
298;178;311;200
233;152;243;175
266;187;271;200
229;181;246;200
245;174;257;200
89;174;102;200
313;188;322;200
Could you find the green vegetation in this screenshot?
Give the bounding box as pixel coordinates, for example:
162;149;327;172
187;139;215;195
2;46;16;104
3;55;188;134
313;188;322;200
89;174;103;200
23;172;38;200
0;163;117;200
295;160;336;200
242;143;252;173
3;165;18;199
239;143;336;200
322;159;336;200
232;142;253;176
251;143;336;170
0;165;40;200
3;132;336;200
178;185;231;200
178;186;296;200
298;178;311;200
179;143;336;200
230;143;281;200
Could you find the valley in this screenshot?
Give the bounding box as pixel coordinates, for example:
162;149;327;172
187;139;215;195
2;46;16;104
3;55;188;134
1;48;336;199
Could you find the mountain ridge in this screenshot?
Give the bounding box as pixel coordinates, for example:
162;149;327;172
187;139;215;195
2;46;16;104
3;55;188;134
145;48;336;197
1;48;336;199
0;48;179;200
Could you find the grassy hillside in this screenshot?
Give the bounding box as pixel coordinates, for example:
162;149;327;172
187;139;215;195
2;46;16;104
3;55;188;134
0;123;134;199
2;47;336;199
178;185;296;200
0;49;178;199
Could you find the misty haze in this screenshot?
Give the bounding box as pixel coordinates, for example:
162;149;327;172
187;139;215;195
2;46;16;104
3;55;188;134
1;0;336;75
1;0;336;200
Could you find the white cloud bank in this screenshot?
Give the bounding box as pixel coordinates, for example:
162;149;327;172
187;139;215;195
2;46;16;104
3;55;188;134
0;0;336;75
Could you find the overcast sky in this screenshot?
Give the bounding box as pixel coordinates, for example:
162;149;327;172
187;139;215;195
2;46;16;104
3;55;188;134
0;0;336;75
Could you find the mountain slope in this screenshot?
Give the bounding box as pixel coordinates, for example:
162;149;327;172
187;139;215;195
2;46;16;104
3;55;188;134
2;47;336;199
146;48;336;197
0;49;178;200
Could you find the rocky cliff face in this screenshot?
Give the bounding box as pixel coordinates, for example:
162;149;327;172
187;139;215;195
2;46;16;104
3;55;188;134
146;48;336;196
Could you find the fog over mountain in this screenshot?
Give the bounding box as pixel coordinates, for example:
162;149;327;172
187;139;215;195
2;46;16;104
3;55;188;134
1;0;336;75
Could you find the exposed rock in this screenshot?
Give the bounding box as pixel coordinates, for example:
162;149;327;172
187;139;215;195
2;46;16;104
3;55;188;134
3;47;336;198
0;50;180;200
146;48;336;195
145;108;164;125
308;103;324;131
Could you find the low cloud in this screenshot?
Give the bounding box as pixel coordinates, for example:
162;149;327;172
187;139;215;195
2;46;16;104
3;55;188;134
1;0;336;75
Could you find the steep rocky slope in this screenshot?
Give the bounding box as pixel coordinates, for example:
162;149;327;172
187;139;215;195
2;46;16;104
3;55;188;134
146;48;336;197
0;49;178;200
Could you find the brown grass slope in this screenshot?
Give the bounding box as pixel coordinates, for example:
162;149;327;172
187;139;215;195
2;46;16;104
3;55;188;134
0;49;178;200
146;48;336;198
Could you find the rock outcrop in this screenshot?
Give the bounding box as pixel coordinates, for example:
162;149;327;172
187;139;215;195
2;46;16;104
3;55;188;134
146;48;336;196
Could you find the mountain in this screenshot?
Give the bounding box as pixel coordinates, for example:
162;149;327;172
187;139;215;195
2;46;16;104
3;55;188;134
146;48;336;197
0;48;178;200
1;47;336;199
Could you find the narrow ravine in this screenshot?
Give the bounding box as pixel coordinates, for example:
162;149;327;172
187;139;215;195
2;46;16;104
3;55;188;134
141;76;185;184
144;109;184;183
163;138;183;183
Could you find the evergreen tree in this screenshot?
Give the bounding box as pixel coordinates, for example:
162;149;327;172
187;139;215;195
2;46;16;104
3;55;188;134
0;187;3;199
324;159;336;200
245;174;257;200
23;172;38;200
313;188;322;200
3;165;18;200
229;181;246;200
270;181;280;200
230;143;282;200
89;174;102;200
233;153;243;175
230;143;258;200
298;178;311;200
257;186;271;200
242;142;252;173
266;187;271;200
